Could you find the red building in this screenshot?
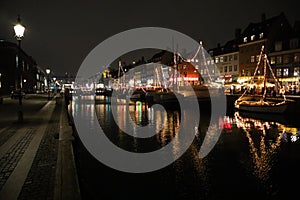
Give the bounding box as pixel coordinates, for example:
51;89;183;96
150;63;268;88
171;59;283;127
177;61;200;85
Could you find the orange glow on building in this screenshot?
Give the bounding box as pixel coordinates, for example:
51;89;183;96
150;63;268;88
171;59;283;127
176;61;200;85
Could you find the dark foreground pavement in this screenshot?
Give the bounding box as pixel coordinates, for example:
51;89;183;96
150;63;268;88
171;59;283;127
0;95;80;200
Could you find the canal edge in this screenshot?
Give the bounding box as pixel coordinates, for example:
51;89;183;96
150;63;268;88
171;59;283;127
54;96;81;200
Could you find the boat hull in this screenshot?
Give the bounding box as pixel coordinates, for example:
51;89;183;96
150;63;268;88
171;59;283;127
235;103;288;114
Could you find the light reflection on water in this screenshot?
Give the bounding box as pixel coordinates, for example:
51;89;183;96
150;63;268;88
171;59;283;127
71;96;300;199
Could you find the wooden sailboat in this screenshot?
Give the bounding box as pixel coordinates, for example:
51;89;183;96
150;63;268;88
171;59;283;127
234;46;294;114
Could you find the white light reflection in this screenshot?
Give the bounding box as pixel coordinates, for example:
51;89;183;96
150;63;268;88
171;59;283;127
291;135;299;142
234;111;286;182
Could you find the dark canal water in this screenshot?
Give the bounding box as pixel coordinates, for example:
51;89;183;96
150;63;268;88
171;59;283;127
71;95;300;200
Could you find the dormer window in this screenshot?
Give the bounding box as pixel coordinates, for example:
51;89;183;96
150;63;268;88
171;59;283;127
259;32;264;39
243;37;247;43
251;35;255;41
275;41;282;51
215;57;219;63
220;57;224;63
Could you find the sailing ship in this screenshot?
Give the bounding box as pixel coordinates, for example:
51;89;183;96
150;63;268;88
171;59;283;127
145;86;184;104
113;61;130;100
143;64;184;103
234;46;295;114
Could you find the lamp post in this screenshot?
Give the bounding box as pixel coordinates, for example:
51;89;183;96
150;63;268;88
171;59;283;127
14;15;25;122
46;68;51;100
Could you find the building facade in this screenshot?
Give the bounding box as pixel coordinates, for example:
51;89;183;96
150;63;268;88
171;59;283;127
238;12;293;84
0;40;44;94
208;29;240;83
269;27;300;93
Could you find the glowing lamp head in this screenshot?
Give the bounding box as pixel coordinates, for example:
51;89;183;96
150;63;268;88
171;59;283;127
14;23;25;40
46;68;51;74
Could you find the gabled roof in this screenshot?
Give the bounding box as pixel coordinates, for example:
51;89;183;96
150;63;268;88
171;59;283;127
241;12;292;40
208;38;239;56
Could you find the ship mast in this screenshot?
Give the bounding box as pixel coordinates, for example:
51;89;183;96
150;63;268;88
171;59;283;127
262;54;267;101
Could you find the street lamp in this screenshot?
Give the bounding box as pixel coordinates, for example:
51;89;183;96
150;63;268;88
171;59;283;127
14;15;25;47
46;68;51;100
14;15;25;122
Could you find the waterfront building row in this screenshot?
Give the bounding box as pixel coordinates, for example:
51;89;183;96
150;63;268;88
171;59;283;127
208;12;300;91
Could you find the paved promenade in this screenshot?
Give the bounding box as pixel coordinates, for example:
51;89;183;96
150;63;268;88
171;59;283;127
0;94;80;200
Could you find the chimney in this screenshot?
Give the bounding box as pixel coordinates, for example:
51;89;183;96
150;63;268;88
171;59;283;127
261;13;266;22
235;28;241;39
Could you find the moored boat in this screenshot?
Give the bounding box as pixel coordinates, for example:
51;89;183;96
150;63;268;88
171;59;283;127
234;46;295;114
146;87;184;103
235;96;290;114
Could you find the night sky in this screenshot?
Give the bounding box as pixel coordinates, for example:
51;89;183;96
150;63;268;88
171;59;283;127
1;0;299;76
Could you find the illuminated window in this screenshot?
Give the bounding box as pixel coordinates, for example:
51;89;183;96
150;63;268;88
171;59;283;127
241;69;245;76
243;37;247;43
251;35;255;41
229;55;233;61
250;56;255;63
256;55;260;62
259;32;264;39
215;57;219;63
294;67;299;76
283;68;289;76
270;57;276;64
276;68;282;77
294;53;300;62
220;57;224;63
16;56;19;68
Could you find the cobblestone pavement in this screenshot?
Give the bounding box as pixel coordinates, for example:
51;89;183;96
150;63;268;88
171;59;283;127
0;96;62;199
18;102;61;200
0;126;21;147
0;128;35;190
